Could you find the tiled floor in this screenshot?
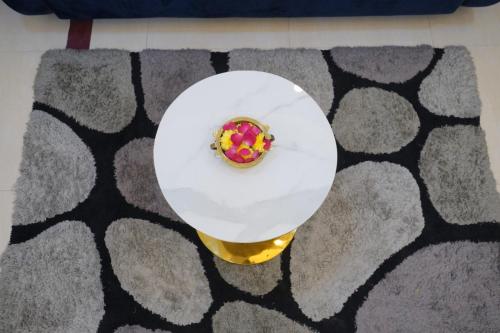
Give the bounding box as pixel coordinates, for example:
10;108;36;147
0;1;499;252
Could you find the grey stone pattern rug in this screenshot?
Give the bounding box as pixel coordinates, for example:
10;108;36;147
1;47;499;333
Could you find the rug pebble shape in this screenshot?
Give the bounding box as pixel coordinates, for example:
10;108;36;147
419;46;481;118
114;138;181;221
332;87;420;154
229;49;333;115
115;325;170;333
420;125;500;224
13;110;96;225
105;218;212;325
0;221;104;333
214;255;281;296
34;49;136;133
330;46;434;83
212;301;315;333
356;241;500;333
290;161;424;321
140;50;215;124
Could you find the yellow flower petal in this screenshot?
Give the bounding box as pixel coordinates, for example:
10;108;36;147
220;130;235;150
253;133;265;152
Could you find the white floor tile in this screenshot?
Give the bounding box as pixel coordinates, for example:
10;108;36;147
429;4;500;47
0;1;68;52
289;16;432;48
470;46;500;192
147;18;290;51
91;19;148;51
0;190;13;257
0;51;41;190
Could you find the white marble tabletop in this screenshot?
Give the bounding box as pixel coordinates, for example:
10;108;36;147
154;71;337;243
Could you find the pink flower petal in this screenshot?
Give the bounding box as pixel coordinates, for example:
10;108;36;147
249;125;261;136
263;138;272;150
244;157;255;163
252;151;260;159
242;131;257;146
225;146;238;160
238;122;250;134
223;121;237;130
239;148;251;157
230;133;243;146
234;155;245;163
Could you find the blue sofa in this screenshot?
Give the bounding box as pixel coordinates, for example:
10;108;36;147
3;0;500;18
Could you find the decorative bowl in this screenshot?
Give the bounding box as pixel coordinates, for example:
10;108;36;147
210;116;274;168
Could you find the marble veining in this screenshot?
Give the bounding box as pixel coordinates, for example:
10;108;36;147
154;71;337;242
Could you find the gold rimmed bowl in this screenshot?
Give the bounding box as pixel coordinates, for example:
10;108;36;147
210;116;274;168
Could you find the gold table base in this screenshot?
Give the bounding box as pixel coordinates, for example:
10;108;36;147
197;229;296;265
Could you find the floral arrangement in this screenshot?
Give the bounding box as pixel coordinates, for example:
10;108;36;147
212;118;273;166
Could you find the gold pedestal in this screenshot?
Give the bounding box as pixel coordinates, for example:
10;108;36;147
197;229;296;265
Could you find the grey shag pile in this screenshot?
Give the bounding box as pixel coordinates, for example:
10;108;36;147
1;46;499;333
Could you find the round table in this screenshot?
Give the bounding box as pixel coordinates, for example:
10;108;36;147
154;71;337;264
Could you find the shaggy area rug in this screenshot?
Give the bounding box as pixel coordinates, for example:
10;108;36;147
1;46;499;333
